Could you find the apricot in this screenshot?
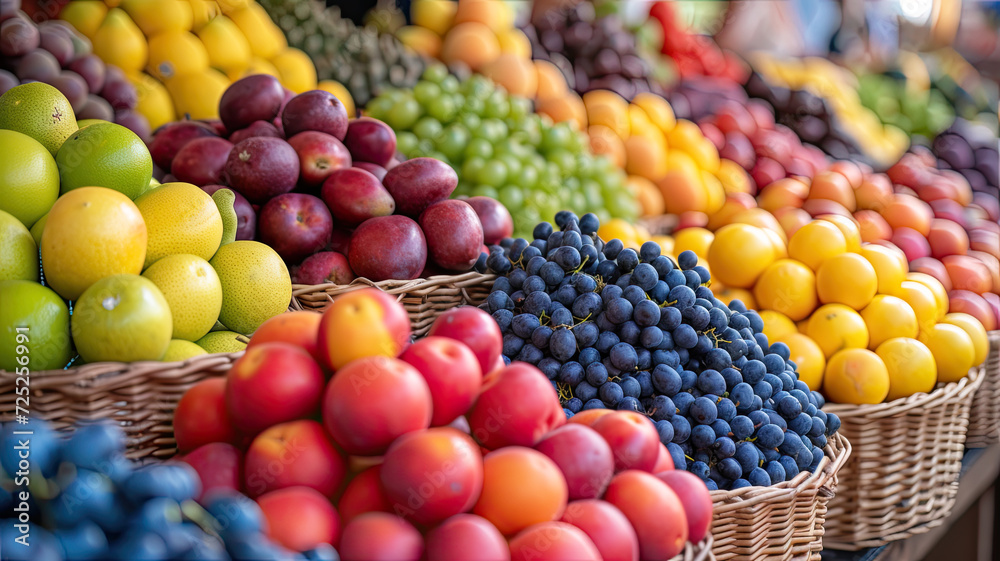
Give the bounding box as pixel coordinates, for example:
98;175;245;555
829;161;864;189
706;193;755;231
968;250;1000;292
716;159;752;195
807;170;856;212
949;290;997;331
603;471;688;560
380;428;483;524
802;198;851;218
861;243;908;295
535;94;586;131
473;447;568;535
467;363;565;449
855;210;892;242
258;486;341;551
339;513;423;561
927;219;969;259
909;257;953;292
854;174;894;212
317;287;411;371
753;259;817;322
675;211;710;231
481;54;537;98
396;26;442;58
983;293;1000;329
757;177;808;212
452;0;510;32
424;514;510;561
561;500;640;561
496;28;531;58
881;194;933;236
566;409;614;427
625;135;668;181
774;207;812;239
534;60;568;101
632;92;676;134
535;424;614;500
891;227;932;262
943;255;993;294
338;466;393;524
589;124;626;169
628;175;664;217
818;214;862;252
508;521;601;561
244;420;346;498
656;470;713;543
441;22;501;71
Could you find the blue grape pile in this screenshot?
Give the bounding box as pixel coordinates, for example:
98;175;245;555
480;211;842;491
0;420;338;561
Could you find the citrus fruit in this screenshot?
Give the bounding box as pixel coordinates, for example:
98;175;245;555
228;4;285;59
823;348;889;404
71;274;173;363
860;295;918;350
787;220;847;272
0;210;38;282
819;214;861;252
29;212;47;246
0;83;78;157
165;69;231;120
941;312;989;367
779;332;825;391
41;187;147;301
895;280;939;332
672;227;714;260
759;310;797;342
876;338;936;401
128;72;177;130
195;330;248;353
56;122;153;200
134;182;223;269
0;129;60;228
161;339;208;362
0;280;72;371
209;241;291;335
918;323;975;383
121;0;194;36
91;8;148;73
753;259;817;321
146;30;211;81
707;223;776;288
142;253;223;341
196;14;252;74
816;252;878;310
271;48;317;94
712;285;756;312
860;243;907;294
906;272;948;321
60;0;109;38
806;303;869;358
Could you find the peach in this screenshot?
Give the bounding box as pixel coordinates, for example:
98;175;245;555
244;420;346;498
339;513;423;561
317;288;411;371
943;255;993;294
473;447;568;535
323;356;432;455
971;230;1000;260
807;170;856;212
592;411;660;473
400;337;482;426
705;193;756;231
675;211;710;231
949;290;997;331
178;442;242;502
246;311;322;363
973;192;1000;222
467;363;565;449
855;210;893;243
567;409;615;427
829;161;864;189
508;522;602;561
757;178;808;212
890;227;932;262
886;155;933;189
258;486;340;551
929;199;969;228
938;169;973;205
427;306;503;375
968;250;1000;293
424;514;510;561
560;500;640;561
603;471;688;560
881;194;933;236
854;174;894;212
656;470;713;543
380;428;483;524
226;343;325;436
535;424;614;500
927;219;969;259
174;378;235;451
983;293;1000;328
653;443;675;472
909;257;953;292
802;198;851;218
337;466;393;524
774;207;811;239
731;208;786;242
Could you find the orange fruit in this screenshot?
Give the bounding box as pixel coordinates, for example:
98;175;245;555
823;348;890;404
818;214;861;252
713;284;756;311
707;224;777;289
806;170;856;212
627;175;663;217
716;159;751;194
806;303;869;358
779;332;825;390
860;243;907;295
672;227;714;259
535;94;586;131
860;295;918;349
632;92;676;133
753;259;817;321
941;312;989;367
625;135;667;181
534;60;568;101
876;338;937;401
816;253;878;310
760;310;797;342
440;22;501;71
918;323;975;383
788;220;847;272
588;125;626;169
481;54;537;98
895;280;939;332
906;272;948;321
583;90;629;139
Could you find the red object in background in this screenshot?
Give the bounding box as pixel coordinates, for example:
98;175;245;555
648;1;749;83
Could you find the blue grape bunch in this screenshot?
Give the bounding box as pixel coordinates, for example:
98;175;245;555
0;420;338;561
479;211;842;491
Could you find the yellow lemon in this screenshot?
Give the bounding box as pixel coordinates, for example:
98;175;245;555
60;1;109;38
134;182;222;269
271;48;317;94
753;259;817;322
166;69;230;120
196;15;252;74
496;28;531;58
823;348;889;404
860;295;918;349
228;4;285;59
142;253;223;341
816;252;878;311
128;72;176;130
941;312;989;367
146;30;210;81
919;323;975;383
229;56;280;81
121;0;193;36
807;303;869;358
876;337;937;401
632;92;676;133
760;310;797;342
92;8;148;73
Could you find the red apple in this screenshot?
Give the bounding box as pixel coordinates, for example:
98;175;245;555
282;90;349;140
228;120;283;144
656;470;713;543
464;196;513;246
343;117;396;166
287;131;352;188
338;466;393;524
148;120;217;171
220;74;286;133
591;411;660;473
320;167;395;226
174;378;235;452
292;251;354;285
258;486;340;551
178;442;242;502
467;363;566;450
225;137;300;204
316;287;411;371
171;137;234;186
348;215;427;282
246;311;322;363
400;336;482;426
427;306;503;375
258;193;333;264
244;420;346;497
382;157;459;217
419;200;485;271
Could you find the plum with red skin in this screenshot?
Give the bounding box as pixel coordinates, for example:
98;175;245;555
382;157;458;217
178;442;242;502
258;193;333;264
419;199;484;271
67;53;105;92
353;161;387;181
225;137;300;204
348;215;427;281
320;167;394;226
228;120;283;144
171;137;234;186
219;74;285;132
292;251;354;285
282;90;349;140
465;196;513;245
426;306;502;375
201;185;257;241
150;120;217;171
535;424;614;500
343;117;396;166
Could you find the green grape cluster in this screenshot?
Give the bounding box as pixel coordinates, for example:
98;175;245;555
856;73;955;139
365;64;639;238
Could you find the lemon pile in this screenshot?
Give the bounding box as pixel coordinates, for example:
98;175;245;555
59;0;319;127
0;83;291;367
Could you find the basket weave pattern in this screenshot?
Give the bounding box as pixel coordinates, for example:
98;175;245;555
292;272;496;337
0;353;238;461
821;367;983;550
672;535;715;561
709;433;851;560
966;331;1000;448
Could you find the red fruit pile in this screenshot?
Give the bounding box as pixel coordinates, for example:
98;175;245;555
149;74;513;284
173;289;712;560
647;2;747;83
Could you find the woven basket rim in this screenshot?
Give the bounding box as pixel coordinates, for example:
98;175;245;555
824;366;984;420
710;431;851;513
0;351;243;388
291;271;497;297
682;534;714;561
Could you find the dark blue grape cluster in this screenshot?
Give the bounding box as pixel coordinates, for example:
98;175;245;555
481;211;842;491
0;420;339;561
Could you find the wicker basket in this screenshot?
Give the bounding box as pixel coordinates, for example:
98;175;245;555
821;367;983;550
0;353;238;461
292;272;496;336
966;331;1000;448
671;535;715;561
709;433;851;561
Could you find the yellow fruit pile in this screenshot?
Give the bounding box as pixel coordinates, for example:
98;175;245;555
60;0;316;127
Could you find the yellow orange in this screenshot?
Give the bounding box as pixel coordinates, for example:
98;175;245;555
753;259;817;321
906;272;949;321
941;312;989;367
816;252;878;310
807;303;869;358
788;220;847;272
860;295;918;349
819;214;861;252
779;332;825;390
877;338;937;401
918;323;975;383
707;224;777;289
672;227;714;259
583;90;629;139
860;243;907;295
760;310;797;342
895;280;939;332
632;92;675;133
823;348;889;404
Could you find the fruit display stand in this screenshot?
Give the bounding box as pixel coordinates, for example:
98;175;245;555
822;367;984;550
965;330;1000;447
291;271;496;336
0;352;236;461
709;433;850;561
